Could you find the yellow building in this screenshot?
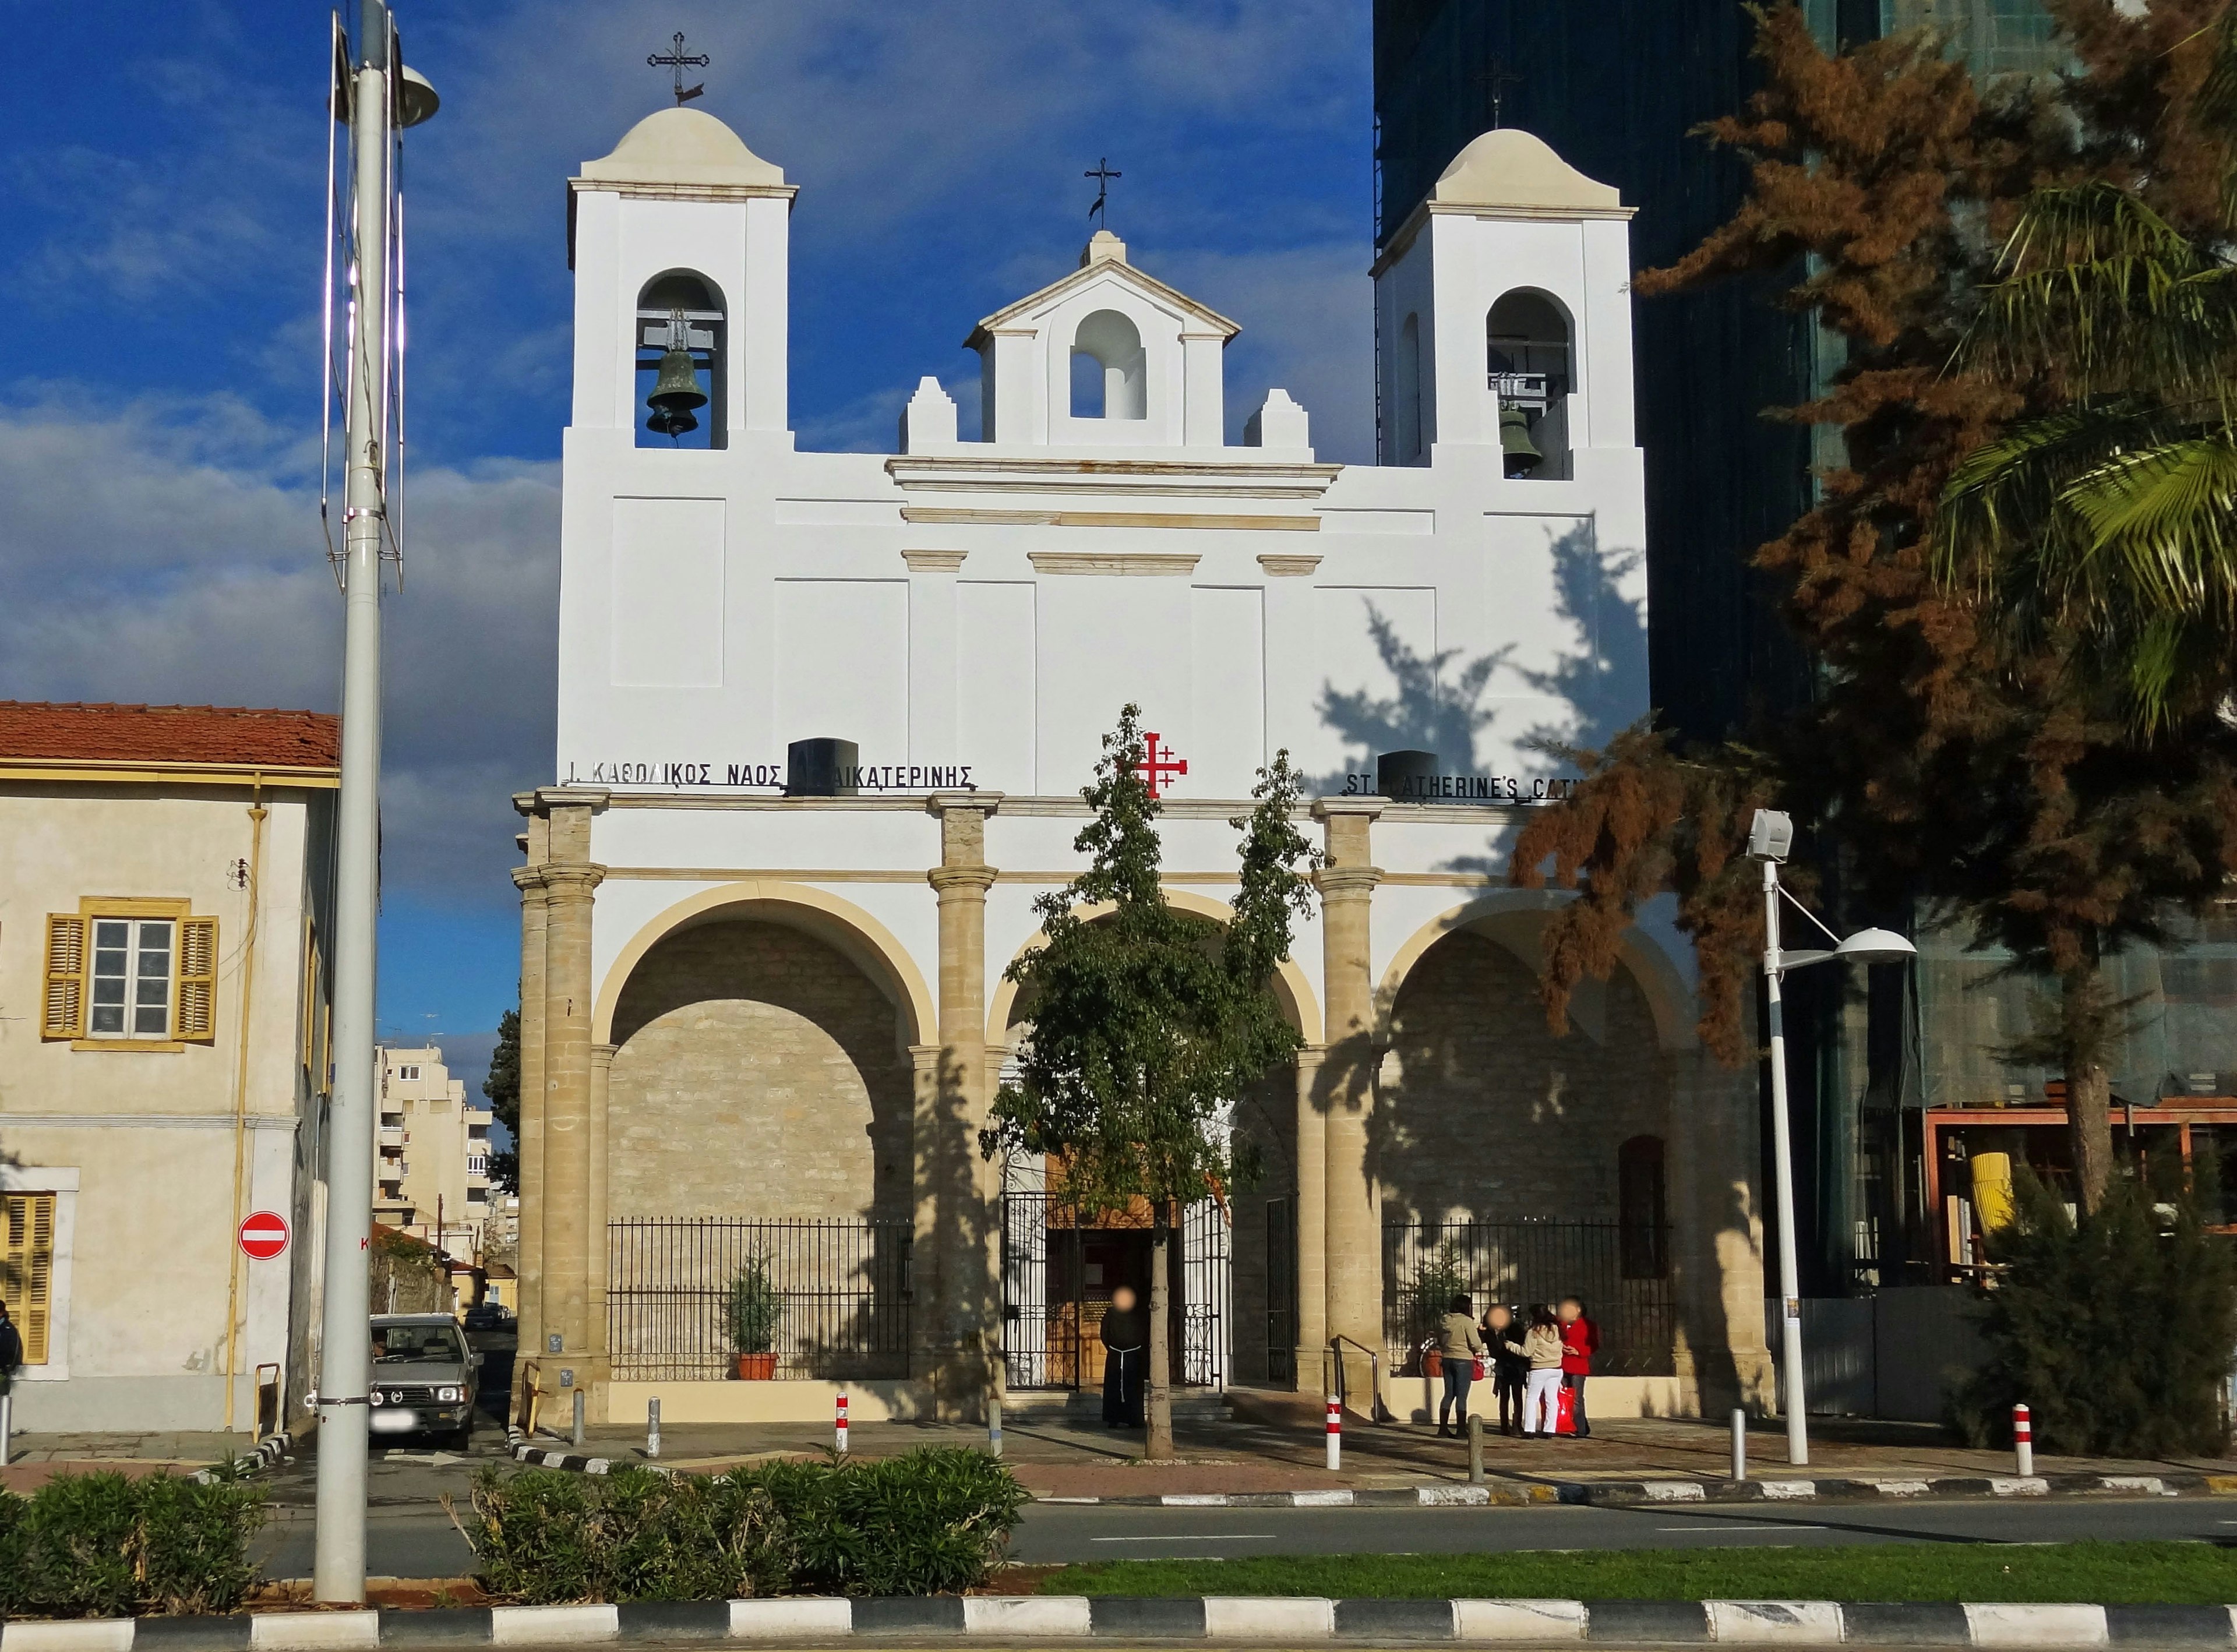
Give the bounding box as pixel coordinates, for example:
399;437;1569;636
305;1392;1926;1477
376;1045;493;1260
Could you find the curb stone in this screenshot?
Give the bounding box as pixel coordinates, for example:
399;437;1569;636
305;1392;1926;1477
8;1598;2237;1648
188;1433;294;1485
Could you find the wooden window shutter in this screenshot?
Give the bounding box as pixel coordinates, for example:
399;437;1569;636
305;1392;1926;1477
175;917;219;1042
41;916;86;1040
3;1193;56;1364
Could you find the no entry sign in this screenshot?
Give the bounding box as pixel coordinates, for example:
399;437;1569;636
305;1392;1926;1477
239;1210;290;1261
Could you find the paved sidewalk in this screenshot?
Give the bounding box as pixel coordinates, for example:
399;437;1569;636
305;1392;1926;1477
0;1429;262;1491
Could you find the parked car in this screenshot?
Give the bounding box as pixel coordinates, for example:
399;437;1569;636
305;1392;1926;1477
369;1314;481;1446
463;1302;512;1332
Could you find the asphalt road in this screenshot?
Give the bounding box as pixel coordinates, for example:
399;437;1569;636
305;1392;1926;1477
253;1493;2234;1581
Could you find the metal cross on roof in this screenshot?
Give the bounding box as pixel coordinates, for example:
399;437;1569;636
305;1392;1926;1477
1477;57;1523;129
648;31;710;105
1085;158;1122;230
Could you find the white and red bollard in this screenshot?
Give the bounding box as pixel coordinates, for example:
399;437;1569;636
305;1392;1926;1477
837;1390;850;1455
2013;1402;2032;1477
1326;1396;1342;1471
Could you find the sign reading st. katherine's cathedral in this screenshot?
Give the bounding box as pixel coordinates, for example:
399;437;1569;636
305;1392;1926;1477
515;98;1770;1429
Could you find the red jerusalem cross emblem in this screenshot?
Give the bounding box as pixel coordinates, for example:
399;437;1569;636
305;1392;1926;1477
1139;731;1188;796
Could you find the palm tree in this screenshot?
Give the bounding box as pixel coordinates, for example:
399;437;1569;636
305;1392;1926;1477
1937;16;2237;732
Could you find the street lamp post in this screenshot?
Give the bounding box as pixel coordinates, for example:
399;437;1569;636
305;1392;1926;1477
1748;809;1917;1466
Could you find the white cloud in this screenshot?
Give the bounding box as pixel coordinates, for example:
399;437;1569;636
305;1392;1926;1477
0;394;556;906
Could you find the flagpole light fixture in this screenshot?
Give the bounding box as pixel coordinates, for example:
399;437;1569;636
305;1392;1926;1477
1747;807;1917;1469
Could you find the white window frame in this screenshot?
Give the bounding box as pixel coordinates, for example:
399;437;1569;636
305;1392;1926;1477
88;916;175;1039
1;1166;77;1382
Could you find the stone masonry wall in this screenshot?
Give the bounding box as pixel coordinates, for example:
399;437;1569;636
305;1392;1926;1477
1379;930;1670;1226
608;920;913;1221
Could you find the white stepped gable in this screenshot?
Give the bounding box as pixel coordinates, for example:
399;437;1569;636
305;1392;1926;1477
963;230;1242;450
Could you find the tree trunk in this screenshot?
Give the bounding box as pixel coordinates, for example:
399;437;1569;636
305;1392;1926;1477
1146;1210;1174;1461
2062;964;2115;1218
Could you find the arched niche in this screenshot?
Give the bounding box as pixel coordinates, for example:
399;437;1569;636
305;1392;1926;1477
1487;288;1573;479
636;268;728;450
1394;312;1424;464
1070;308;1148;421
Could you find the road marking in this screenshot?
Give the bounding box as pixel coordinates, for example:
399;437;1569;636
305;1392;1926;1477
1089;1534;1279;1542
1657;1523;1830;1532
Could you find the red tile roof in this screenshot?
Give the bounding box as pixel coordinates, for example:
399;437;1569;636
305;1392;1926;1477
0;701;341;770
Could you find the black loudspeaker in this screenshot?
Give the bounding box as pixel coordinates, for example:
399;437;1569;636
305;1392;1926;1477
786;737;860;797
1376;749;1439;802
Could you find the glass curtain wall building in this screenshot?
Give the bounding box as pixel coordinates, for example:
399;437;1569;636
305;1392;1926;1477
1376;0;2237;1304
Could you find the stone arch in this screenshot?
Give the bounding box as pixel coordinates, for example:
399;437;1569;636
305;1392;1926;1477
1071;308;1147;421
1487;287;1573;478
592;883;936;1223
984;888;1323;1048
1374;889;1693;1054
635;267;727;449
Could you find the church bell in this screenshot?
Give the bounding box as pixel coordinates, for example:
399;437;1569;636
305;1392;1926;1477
1499;405;1543;476
645;311;708;439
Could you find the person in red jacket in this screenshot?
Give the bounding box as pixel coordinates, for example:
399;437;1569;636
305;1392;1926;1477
1557;1296;1600;1438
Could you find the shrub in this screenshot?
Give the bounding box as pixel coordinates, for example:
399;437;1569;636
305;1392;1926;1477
1953;1163;2236;1457
465;1447;1028;1603
0;1470;266;1618
726;1256;781;1356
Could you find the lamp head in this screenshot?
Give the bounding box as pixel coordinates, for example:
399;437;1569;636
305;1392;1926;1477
1747;808;1793;862
1834;927;1917;965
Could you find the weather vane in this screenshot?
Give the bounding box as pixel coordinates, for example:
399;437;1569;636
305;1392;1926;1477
1085;158;1121;231
649;31;710;105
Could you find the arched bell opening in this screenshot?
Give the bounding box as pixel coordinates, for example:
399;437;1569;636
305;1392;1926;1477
1070;308;1148;421
1487;289;1572;479
1393;312;1425;465
635;269;727;449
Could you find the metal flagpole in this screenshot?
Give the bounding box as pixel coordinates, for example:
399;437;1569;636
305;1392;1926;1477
1761;856;1810;1467
314;0;394;1602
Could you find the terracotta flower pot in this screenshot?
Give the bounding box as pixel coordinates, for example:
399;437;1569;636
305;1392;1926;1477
1423;1349;1444;1379
735;1353;778;1381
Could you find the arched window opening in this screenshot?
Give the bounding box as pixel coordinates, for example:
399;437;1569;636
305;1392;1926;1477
1393;312;1423;464
1070;309;1146;421
1618;1135;1668;1280
635;270;726;449
1487;290;1572;479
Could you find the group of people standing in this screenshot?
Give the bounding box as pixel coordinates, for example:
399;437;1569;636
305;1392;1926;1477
1435;1294;1599;1439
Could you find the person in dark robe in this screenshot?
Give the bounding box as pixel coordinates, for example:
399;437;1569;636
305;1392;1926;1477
1100;1283;1146;1427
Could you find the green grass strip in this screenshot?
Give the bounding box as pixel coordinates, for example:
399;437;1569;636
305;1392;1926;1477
1032;1541;2237;1604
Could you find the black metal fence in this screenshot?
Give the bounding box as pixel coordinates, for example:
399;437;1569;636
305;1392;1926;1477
608;1218;912;1382
1383;1220;1675;1376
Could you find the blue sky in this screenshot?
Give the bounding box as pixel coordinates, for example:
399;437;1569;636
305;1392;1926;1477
0;0;1375;1038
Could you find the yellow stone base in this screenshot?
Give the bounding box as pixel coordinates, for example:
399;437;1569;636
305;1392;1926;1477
602;1378;934;1425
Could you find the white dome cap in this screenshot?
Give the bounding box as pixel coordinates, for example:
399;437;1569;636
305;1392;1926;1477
579;107;785;188
1432;129;1622;214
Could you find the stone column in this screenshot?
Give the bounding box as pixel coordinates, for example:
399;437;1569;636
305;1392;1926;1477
1292;1043;1327;1390
1312;799;1384;1404
588;1042;616;1400
921;792;1000;1417
537;803;605;1388
510;863;549;1372
1669;1044;1775;1412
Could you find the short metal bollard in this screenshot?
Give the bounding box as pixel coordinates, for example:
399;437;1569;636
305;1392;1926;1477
647;1396;661;1460
2013;1402;2033;1478
1731;1407;1747;1482
572;1388;586;1449
988;1393;1004;1459
0;1392;13;1467
836;1390;849;1455
1326;1396;1342;1471
1467;1412;1484;1485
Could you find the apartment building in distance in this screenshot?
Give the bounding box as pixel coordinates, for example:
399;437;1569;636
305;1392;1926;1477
0;701;337;1433
375;1044;493;1257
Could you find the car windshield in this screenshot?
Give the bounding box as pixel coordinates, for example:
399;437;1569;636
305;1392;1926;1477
372;1324;464;1363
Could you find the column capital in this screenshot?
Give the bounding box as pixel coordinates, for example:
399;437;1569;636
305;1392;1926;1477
590;1042;617;1067
542;863;607;899
1310;797;1387;822
532;786;613;813
927;791;1002;818
1314;866;1382;899
929;865;998;896
511;865;548;894
1293;1042;1328;1069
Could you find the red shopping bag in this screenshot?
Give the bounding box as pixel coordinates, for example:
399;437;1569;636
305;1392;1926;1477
1555;1382;1579;1436
1474;1356;1489;1382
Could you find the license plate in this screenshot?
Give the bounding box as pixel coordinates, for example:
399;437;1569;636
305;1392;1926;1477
370;1410;418;1434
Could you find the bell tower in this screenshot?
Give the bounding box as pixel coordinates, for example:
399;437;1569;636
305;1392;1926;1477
1370;128;1636;481
567;107;798;444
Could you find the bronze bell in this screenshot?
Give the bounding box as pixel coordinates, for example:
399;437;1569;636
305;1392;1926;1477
1500;404;1543;476
646;316;707;439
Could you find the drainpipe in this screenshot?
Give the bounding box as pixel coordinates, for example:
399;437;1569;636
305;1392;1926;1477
223;783;269;1433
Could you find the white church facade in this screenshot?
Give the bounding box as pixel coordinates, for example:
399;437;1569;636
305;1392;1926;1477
514;105;1772;1425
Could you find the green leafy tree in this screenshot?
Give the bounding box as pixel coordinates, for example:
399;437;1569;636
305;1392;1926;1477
485;1006;521;1194
982;704;1318;1459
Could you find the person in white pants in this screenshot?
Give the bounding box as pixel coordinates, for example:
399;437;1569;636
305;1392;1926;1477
1520;1305;1565;1436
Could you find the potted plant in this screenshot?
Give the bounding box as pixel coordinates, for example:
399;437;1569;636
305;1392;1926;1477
1410;1241;1470;1378
726;1254;781;1380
